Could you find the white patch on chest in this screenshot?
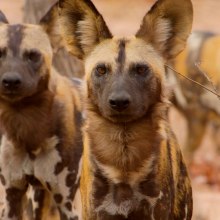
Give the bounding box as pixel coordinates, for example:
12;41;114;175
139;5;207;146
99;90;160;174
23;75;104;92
95;188;163;218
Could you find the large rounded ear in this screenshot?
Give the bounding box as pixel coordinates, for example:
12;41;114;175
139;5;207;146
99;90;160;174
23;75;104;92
136;0;193;61
39;2;63;53
58;0;112;60
0;11;9;25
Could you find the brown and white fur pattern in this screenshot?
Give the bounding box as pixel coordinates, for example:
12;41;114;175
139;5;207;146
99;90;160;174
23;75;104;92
59;0;193;219
0;3;83;220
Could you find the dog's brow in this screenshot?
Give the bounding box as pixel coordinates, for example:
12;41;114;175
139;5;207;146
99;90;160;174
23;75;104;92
7;24;26;56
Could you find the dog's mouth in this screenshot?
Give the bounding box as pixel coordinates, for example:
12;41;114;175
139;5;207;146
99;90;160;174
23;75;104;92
1;91;23;102
107;113;136;123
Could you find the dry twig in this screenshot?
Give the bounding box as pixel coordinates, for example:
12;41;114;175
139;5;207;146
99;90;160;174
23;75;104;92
195;61;220;101
165;64;220;99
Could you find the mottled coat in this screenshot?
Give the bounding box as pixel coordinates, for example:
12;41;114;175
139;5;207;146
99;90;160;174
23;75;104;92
0;4;83;220
59;0;193;219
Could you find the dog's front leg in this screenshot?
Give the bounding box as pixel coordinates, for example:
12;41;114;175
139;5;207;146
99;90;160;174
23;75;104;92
1;184;28;220
46;174;80;220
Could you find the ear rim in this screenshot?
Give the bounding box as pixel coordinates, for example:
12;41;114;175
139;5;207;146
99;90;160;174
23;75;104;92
58;0;113;60
0;10;9;24
39;2;58;33
39;2;64;53
135;0;193;61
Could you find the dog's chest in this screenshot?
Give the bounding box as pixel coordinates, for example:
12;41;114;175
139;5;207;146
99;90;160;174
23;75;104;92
94;177;164;218
0;135;63;187
93;154;164;218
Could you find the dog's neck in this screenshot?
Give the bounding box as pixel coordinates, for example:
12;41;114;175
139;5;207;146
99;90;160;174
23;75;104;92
0;89;55;153
84;101;167;173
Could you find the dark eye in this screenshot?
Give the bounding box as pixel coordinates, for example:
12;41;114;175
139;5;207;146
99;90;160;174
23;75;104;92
96;67;106;75
137;67;147;74
0;50;2;59
28;51;40;61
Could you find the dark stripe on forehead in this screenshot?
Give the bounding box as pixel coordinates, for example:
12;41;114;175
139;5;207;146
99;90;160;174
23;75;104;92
8;24;26;56
117;39;126;72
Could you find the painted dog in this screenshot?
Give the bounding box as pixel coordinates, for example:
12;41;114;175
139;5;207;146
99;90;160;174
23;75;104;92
0;3;83;220
59;0;193;219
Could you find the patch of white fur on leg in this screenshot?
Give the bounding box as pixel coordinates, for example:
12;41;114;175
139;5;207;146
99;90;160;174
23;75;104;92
74;188;83;220
75;156;82;185
34;135;61;184
184;205;188;220
0;135;26;185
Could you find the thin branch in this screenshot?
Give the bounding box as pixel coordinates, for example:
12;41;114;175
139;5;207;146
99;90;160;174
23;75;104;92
165;64;220;99
195;61;220;101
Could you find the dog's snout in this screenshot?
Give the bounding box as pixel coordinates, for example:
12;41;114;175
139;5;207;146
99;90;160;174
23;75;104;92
1;73;22;90
109;92;131;112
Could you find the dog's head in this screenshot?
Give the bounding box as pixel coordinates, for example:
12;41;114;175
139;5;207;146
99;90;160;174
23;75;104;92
59;0;193;123
0;3;62;102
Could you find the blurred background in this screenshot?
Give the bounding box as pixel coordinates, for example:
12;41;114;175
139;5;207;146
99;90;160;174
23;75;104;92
1;0;220;219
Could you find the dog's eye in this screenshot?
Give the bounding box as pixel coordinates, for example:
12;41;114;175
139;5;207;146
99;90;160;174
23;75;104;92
0;51;2;59
28;51;40;61
137;67;147;74
97;67;106;74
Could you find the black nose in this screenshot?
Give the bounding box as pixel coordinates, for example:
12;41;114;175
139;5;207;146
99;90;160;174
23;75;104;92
1;73;22;90
109;93;131;112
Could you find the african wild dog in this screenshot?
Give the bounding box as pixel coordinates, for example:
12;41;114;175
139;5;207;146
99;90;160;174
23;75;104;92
59;0;193;219
167;31;220;164
0;3;83;220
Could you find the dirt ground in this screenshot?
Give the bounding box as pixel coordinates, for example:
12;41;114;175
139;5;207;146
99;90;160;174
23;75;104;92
1;0;220;219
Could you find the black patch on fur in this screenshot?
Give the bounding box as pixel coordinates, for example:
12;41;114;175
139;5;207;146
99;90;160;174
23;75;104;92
66;173;76;187
26;175;43;188
139;180;160;197
34;189;45;220
7;24;26;56
6;186;27;218
65;202;72;211
0;174;6;186
113;183;133;206
93;169;109;208
117;39;126;72
46;182;52;191
54;162;64;175
54;194;63;204
29;152;36;160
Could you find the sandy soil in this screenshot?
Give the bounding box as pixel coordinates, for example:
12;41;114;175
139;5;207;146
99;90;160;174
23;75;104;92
1;0;220;219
